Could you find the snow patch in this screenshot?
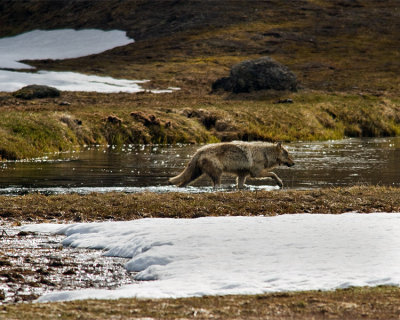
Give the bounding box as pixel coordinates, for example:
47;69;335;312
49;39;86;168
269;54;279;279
22;213;400;302
0;29;179;93
0;70;150;93
0;29;134;69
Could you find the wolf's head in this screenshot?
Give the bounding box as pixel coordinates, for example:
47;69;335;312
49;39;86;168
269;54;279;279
276;142;295;167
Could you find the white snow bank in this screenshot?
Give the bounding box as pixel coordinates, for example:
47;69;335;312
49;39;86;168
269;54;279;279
23;213;400;302
0;29;179;93
0;70;149;93
0;29;134;69
0;69;179;93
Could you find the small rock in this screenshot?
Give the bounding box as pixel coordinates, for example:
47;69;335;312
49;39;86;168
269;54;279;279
63;269;76;275
12;85;60;100
17;231;30;237
39;277;55;286
0;258;11;267
275;98;293;104
105;115;123;125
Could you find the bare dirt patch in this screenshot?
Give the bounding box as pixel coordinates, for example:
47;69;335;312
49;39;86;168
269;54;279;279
0;224;134;304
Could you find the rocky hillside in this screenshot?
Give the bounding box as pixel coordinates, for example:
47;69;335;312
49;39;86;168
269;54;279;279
0;0;271;40
1;0;400;93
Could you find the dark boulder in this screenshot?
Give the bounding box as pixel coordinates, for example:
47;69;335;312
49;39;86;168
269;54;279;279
13;85;60;100
212;57;297;93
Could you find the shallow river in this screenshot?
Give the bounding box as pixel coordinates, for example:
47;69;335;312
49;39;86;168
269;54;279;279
0;137;399;195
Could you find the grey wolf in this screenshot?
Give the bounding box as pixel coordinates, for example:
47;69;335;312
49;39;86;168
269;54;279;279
169;141;294;189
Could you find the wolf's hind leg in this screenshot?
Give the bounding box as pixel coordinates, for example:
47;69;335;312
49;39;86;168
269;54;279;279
200;158;222;188
211;175;222;189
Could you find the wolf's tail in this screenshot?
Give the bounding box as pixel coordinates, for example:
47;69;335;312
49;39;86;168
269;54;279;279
169;152;202;187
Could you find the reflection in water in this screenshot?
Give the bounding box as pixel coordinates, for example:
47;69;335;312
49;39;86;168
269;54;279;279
0;138;399;195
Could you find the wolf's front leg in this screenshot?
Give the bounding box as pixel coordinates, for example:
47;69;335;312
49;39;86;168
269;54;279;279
236;174;247;189
263;172;283;188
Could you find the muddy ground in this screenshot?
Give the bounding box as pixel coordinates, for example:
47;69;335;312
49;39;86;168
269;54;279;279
0;224;134;304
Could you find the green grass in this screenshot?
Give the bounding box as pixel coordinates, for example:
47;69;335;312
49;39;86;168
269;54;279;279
0;90;399;159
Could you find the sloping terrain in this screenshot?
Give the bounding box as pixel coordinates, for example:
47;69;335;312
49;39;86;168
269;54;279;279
1;0;399;93
0;0;399;158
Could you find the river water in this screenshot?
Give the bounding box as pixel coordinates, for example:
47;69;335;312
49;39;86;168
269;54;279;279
0;137;399;195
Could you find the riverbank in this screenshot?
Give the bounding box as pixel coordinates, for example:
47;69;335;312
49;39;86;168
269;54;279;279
1;90;399;160
1;186;399;223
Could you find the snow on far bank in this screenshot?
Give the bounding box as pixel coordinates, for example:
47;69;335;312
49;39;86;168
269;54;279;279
0;69;180;93
0;29;179;93
22;213;400;302
0;29;134;69
0;69;156;93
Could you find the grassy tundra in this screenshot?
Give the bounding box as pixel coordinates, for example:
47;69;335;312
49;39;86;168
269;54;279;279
0;0;399;159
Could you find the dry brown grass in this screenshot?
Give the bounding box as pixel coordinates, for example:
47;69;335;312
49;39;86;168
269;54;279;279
1;186;399;224
3;286;400;320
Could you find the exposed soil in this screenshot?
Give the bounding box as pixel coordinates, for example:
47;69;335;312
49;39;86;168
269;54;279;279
0;224;134;304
